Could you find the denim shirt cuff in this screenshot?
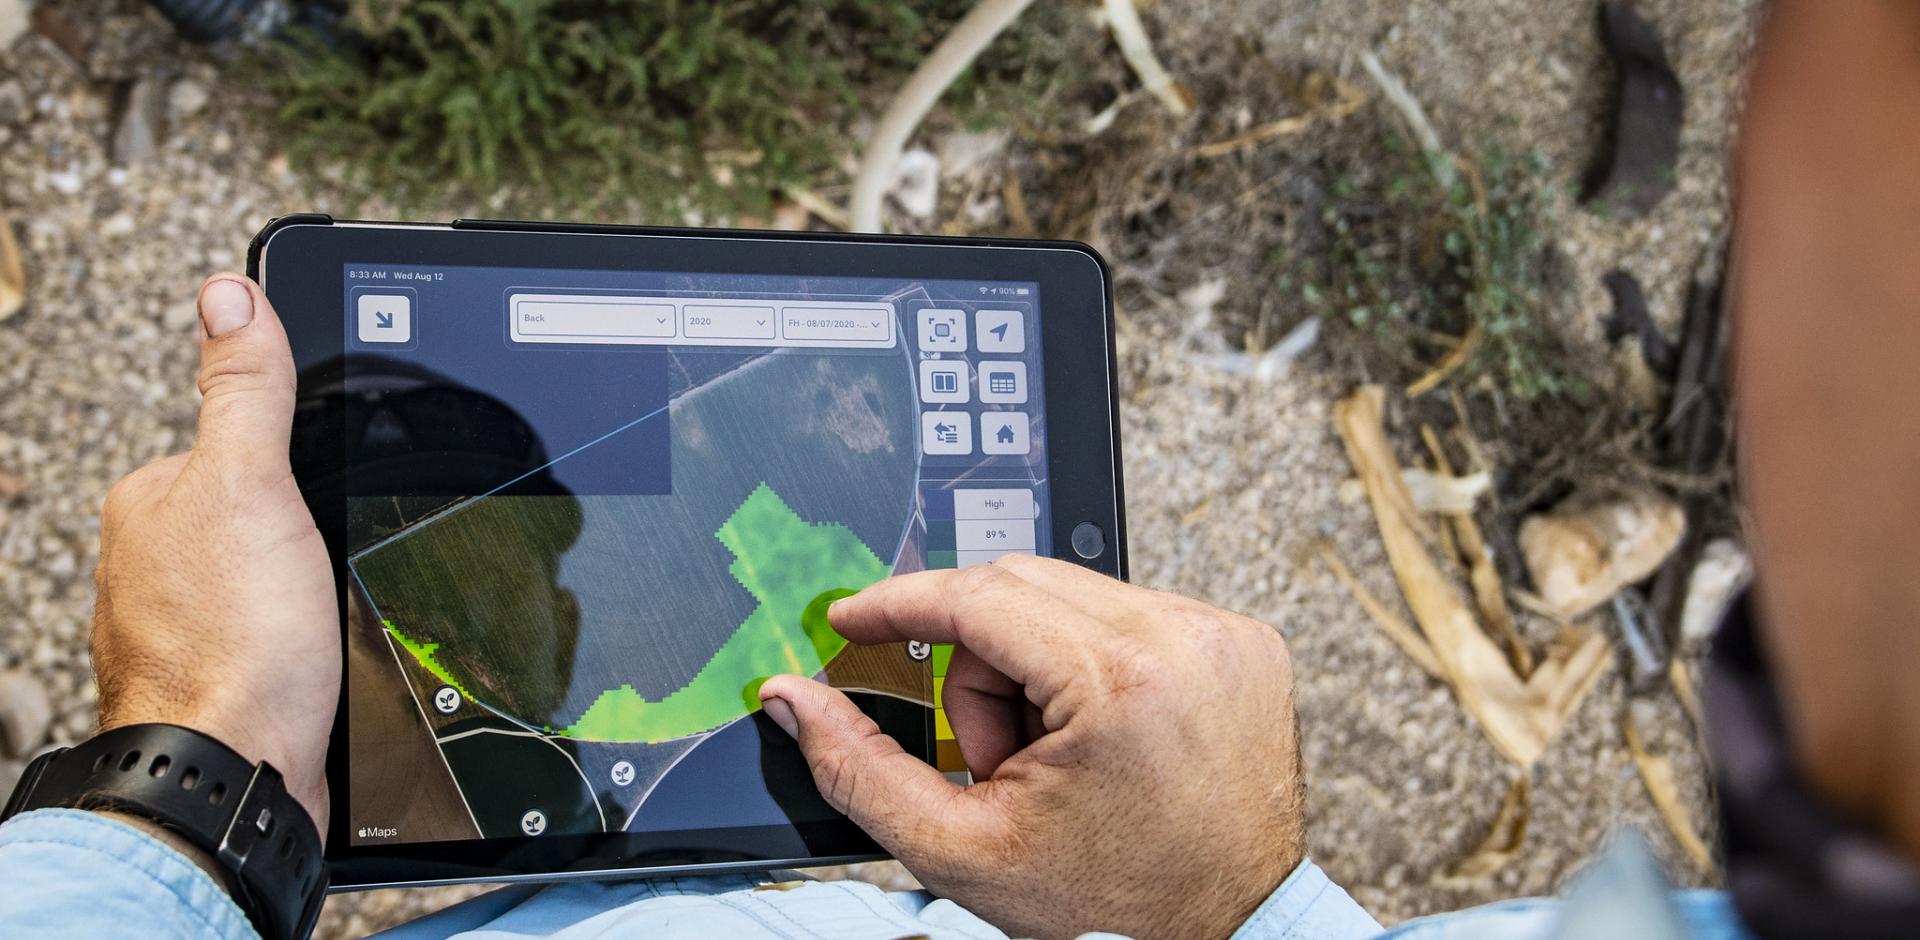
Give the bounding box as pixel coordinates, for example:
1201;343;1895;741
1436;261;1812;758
1229;857;1381;939
0;807;256;939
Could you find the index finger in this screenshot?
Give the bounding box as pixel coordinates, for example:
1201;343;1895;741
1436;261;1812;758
830;564;1113;706
988;553;1190;622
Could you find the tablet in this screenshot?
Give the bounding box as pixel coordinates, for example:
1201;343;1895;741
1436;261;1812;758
250;217;1127;891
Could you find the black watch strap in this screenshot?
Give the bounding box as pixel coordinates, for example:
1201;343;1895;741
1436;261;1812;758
0;723;327;939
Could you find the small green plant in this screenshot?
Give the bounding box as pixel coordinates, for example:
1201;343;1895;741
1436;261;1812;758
258;0;1068;220
1302;130;1575;401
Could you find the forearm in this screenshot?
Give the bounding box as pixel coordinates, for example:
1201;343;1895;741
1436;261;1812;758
1735;0;1920;856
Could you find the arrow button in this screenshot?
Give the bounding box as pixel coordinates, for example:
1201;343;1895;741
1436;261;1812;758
357;294;413;344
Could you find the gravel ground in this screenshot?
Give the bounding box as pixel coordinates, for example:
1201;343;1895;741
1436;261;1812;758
0;0;1755;934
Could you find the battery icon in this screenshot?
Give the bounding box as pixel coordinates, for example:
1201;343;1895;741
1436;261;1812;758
1015;288;1030;295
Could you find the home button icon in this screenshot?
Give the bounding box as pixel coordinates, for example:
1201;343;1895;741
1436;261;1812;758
1070;522;1105;560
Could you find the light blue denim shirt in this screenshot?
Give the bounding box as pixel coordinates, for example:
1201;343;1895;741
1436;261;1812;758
0;808;1752;939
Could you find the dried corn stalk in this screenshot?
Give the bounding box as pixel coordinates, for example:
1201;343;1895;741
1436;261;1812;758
1335;386;1612;767
1314;540;1444;680
1420;424;1531;675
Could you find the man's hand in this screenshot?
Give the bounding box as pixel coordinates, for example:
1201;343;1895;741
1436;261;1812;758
759;555;1305;940
92;274;338;834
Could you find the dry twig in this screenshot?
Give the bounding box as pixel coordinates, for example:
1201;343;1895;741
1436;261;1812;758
782;187;852;231
1440;778;1531;883
1102;0;1193;117
1624;706;1714;871
1002;172;1037;237
1191;75;1365;158
1082;88;1145;136
1668;659;1704;729
0;208;22;321
1359;51;1456;191
1406;322;1480;398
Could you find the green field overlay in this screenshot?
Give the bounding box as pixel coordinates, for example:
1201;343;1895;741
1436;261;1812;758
384;482;889;743
384;626;471;702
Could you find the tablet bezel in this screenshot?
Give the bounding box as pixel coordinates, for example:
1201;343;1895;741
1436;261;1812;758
251;216;1128;891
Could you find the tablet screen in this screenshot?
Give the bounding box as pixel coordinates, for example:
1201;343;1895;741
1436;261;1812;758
336;262;1046;847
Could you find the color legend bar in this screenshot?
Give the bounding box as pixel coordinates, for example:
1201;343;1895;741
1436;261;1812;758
930;643;964;772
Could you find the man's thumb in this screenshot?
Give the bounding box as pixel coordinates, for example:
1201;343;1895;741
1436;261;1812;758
760;674;977;860
192;275;297;468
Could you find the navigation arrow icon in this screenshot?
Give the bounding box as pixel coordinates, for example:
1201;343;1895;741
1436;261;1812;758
374;311;394;329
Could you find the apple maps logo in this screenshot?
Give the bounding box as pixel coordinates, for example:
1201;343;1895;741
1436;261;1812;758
358;826;398;840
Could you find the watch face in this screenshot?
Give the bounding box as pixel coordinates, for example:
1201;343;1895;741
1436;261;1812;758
260;221;1126;886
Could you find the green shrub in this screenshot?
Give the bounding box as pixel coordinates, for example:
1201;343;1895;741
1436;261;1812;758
1299;129;1577;401
259;0;1068;220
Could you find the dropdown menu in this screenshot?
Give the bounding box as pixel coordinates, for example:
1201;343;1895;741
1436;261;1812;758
513;300;676;338
684;305;776;340
507;293;896;349
781;307;892;343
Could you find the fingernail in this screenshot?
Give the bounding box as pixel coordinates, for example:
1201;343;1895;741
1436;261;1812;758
761;695;798;738
200;279;254;337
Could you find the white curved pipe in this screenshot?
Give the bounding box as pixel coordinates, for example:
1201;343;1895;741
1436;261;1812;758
849;0;1037;233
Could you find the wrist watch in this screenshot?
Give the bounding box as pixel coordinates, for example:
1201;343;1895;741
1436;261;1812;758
0;723;327;939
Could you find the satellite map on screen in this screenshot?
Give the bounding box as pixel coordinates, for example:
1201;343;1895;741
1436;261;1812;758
339;263;1046;846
